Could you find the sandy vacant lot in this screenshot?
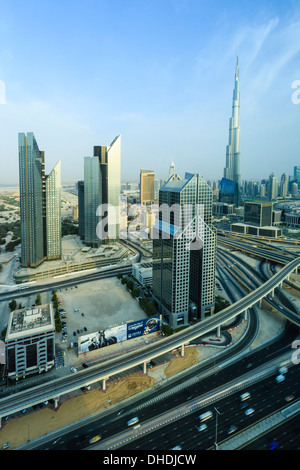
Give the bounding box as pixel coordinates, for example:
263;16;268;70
58;277;147;335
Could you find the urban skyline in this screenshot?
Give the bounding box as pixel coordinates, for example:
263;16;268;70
0;1;300;184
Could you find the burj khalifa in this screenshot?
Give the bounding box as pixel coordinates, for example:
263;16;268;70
223;57;241;205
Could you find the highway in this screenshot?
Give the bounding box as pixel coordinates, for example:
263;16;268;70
1;255;299;420
23;323;299;450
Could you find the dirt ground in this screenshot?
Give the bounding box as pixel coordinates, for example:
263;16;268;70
0;347;199;450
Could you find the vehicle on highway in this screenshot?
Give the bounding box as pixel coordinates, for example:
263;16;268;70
82;363;89;368
240;392;251;401
197;424;208;432
275;374;285;383
279;366;288;375
127;417;139;426
89;435;101;444
170;445;182;450
244;408;255;416
285;395;294;402
199;411;213;422
269;440;278;450
70;367;77;373
227;425;238;435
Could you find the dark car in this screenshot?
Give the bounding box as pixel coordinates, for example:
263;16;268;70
73;331;76;336
82;363;89;368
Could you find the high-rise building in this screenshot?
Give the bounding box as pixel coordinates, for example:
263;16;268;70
140;169;155;205
268;172;278;201
152;173;216;328
77;180;85;240
84;156;102;245
83;136;121;245
45;161;61;259
294;166;300;191
168;161;175;179
280;173;288;198
18;132;61;267
223;57;241;206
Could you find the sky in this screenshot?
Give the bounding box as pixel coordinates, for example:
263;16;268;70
0;0;300;185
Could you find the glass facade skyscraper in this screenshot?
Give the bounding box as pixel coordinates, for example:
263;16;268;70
83;136;121;245
18;132;61;267
152;173;216;328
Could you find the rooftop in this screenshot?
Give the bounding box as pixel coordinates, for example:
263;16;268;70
5;304;55;341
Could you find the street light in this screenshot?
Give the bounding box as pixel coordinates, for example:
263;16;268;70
214;407;222;450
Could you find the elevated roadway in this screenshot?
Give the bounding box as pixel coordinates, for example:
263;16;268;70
0;256;299;423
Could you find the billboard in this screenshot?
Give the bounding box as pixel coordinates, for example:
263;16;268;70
78;315;160;355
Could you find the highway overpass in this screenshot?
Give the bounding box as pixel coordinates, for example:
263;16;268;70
0;256;299;424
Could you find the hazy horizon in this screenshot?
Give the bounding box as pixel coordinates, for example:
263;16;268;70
0;0;300;185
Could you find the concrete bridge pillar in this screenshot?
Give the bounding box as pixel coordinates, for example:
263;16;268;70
258;299;262;309
216;325;221;337
102;378;107;391
54;397;60;408
181;344;185;357
143;362;147;374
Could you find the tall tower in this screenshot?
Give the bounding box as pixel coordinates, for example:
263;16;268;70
224;57;241;205
140;169;155;205
84;136;121;245
152;173;216;328
19;132;61;267
45;161;61;259
168;161;175;179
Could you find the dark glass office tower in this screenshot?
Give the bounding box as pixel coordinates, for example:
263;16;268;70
152;173;216;328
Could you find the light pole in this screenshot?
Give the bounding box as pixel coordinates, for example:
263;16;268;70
214;407;221;450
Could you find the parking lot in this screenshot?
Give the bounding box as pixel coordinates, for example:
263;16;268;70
54;276;149;359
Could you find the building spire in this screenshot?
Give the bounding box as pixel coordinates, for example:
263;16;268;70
223;56;241;206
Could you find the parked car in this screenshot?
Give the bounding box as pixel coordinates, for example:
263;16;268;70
70;367;77;373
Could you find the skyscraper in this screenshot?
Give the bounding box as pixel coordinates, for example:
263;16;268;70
77;180;85;240
224;57;241;205
83;136;121;245
140;169;155;205
294;166;300;192
152;173;216;328
268;172;278;201
18;132;61;267
168;161;175;179
45;161;61;259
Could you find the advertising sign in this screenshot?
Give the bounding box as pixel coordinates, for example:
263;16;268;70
78;315;160;355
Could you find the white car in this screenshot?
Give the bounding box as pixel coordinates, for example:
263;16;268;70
70;367;77;373
197;424;208;432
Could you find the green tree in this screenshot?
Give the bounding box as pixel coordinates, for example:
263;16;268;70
36;294;42;305
8;299;17;311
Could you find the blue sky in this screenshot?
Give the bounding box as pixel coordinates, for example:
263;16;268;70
0;0;300;185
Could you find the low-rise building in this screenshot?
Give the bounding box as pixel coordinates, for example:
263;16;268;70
132;261;153;287
5;304;55;381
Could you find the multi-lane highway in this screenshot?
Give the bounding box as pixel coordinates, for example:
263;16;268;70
1;256;299;421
